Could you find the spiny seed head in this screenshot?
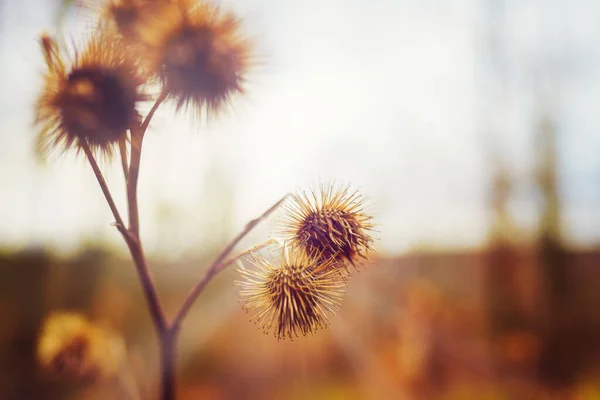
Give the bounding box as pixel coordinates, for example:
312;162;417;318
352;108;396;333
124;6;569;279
135;0;252;117
37;312;125;382
77;0;147;36
105;0;149;38
34;30;146;158
236;249;346;341
85;0;165;46
77;0;166;83
280;183;375;271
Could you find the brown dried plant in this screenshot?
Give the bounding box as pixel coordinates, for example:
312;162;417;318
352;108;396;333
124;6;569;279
236;248;347;341
280;183;375;272
35;29;146;158
143;0;252;115
33;1;375;399
37;312;126;382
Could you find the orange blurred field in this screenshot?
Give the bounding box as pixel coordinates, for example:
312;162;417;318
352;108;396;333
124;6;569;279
1;245;599;399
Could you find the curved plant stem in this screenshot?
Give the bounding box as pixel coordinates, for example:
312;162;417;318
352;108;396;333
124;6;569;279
171;194;289;333
128;91;168;237
219;238;278;271
81;136;167;334
123;227;167;326
82;92;170;397
127;129;143;238
119;135;129;180
142;91;168;133
80;139;124;229
121;92;172;398
160;331;177;400
121;92;170;335
83;91;285;400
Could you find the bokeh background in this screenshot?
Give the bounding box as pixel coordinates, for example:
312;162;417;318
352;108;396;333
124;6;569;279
1;0;600;398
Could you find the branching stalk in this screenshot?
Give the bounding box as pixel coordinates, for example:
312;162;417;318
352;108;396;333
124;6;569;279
82;93;287;400
128;91;168;237
119;135;129;180
171;194;289;332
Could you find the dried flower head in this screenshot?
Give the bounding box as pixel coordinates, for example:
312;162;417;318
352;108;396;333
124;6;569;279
280;183;375;270
236;249;346;340
104;0;151;38
37;312;125;382
34;30;146;158
79;0;164;47
137;0;252;116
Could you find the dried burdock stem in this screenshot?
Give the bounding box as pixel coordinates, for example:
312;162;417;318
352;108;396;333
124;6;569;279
79;109;167;324
124;91;172;398
83;131;169;396
80;138;125;229
37;6;267;398
83;106;287;398
159;330;176;400
128;90;168;237
141;90;168;134
118;136;129;179
123;94;169;333
122;227;167;329
171;195;290;333
220;239;279;271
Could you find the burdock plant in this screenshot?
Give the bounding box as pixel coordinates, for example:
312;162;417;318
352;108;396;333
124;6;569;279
34;0;375;399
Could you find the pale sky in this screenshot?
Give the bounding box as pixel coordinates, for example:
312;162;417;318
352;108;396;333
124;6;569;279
0;0;599;256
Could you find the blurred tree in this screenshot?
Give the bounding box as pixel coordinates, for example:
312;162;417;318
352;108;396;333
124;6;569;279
0;248;53;399
486;159;523;333
480;0;532;379
533;99;578;388
488;162;513;241
535;109;566;302
484;151;541;384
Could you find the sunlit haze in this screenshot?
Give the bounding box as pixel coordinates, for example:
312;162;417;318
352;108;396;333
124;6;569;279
1;0;599;256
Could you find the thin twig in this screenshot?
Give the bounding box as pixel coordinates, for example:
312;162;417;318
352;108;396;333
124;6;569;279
127;128;143;237
159;332;176;400
170;194;290;332
120;91;170;398
127;91;168;237
80;139;124;228
142;90;168;134
119;135;129;180
81;138;165;331
119;224;167;334
122;94;170;328
81;138;167;346
81;93;171;397
218;238;278;272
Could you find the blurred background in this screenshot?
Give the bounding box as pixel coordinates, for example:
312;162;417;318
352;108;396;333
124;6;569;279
1;0;600;398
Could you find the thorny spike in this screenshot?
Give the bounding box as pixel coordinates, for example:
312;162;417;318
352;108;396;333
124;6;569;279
40;33;64;74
